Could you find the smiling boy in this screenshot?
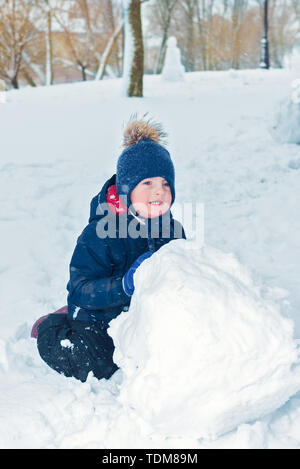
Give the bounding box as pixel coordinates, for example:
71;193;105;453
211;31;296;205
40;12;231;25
35;116;186;382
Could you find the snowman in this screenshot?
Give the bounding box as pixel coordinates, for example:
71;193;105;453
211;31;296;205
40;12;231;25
161;36;185;82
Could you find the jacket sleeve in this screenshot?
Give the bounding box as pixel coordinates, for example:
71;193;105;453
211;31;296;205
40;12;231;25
67;232;129;310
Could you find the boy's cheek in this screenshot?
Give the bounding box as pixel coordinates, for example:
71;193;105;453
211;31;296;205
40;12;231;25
132;202;149;217
130;192;149;206
148;201;170;217
164;193;172;208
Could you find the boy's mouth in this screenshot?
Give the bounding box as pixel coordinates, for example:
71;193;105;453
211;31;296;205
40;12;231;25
149;200;163;206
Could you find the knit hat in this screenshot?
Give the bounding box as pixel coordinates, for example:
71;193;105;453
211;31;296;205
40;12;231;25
116;117;175;206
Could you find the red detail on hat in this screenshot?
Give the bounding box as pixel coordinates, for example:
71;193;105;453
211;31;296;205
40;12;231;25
106;185;128;215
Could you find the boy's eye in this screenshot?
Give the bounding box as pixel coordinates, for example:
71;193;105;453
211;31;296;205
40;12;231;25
143;181;151;185
164;182;170;187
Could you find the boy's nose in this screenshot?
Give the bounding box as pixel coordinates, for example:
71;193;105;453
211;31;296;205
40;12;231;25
154;185;163;195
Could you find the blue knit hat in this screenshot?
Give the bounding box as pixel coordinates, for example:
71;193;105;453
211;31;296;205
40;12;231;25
116;118;175;206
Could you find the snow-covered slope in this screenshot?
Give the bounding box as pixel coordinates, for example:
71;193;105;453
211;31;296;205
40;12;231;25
1;69;300;448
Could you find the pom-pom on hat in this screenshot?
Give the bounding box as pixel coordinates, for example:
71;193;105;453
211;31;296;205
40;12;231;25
116;114;175;207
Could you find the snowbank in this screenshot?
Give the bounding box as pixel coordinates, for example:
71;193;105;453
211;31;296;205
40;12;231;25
109;240;300;440
271;79;300;144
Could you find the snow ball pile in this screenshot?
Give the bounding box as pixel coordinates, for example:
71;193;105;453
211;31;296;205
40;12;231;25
109;240;300;440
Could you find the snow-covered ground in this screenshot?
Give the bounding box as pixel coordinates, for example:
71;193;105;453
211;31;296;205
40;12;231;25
1;69;300;449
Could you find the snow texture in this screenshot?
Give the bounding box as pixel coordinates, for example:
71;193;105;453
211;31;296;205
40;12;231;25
271;79;300;144
109;240;300;440
1;68;300;448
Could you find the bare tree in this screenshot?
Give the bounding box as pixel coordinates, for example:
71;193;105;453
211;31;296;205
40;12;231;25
195;0;215;70
122;0;144;97
102;0;123;76
0;0;40;88
52;0;123;81
53;1;96;81
95;20;123;80
150;0;178;74
1;0;298;89
179;0;197;71
231;0;248;69
268;0;298;67
35;0;54;85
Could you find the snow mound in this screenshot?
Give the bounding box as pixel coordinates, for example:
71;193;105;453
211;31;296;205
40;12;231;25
271;79;300;144
109;240;300;440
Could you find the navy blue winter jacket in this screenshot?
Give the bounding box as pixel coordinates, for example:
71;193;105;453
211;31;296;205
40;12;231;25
67;174;185;326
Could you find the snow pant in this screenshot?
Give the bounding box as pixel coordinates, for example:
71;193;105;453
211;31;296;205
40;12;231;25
36;313;118;382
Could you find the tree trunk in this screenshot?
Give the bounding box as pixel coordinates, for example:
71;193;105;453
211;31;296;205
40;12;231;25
103;0;122;74
182;0;196;72
186;5;195;71
155;23;170;74
95;21;123;80
81;65;87;81
45;0;53;85
155;1;177;74
196;0;208;70
231;0;246;69
23;69;37;87
80;0;94;65
122;0;144;97
23;50;45;85
11;75;19;89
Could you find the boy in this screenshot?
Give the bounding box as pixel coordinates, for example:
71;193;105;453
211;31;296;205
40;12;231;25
35;117;186;382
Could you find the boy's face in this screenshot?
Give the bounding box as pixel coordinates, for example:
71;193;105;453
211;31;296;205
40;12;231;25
130;177;172;218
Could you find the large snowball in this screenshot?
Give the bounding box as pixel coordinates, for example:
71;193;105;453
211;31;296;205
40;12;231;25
109;240;300;439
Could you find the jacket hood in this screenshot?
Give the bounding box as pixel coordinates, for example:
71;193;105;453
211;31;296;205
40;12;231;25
88;174;117;223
